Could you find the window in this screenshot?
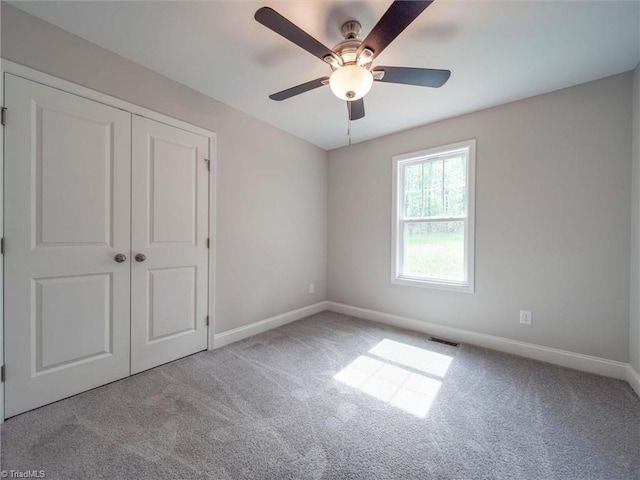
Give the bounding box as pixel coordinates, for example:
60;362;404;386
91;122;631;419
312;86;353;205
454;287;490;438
392;140;476;292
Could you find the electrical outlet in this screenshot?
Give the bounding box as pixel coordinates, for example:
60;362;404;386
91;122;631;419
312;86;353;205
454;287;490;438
519;310;532;326
309;283;315;294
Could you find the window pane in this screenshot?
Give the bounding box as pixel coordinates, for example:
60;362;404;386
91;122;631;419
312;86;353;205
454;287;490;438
404;163;423;217
424;160;444;217
403;221;465;281
403;156;467;219
444;156;466;217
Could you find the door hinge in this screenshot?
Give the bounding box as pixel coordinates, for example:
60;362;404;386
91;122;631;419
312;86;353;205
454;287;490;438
205;158;210;171
206;316;210;327
1;238;5;255
206;238;210;249
1;365;5;382
1;107;6;126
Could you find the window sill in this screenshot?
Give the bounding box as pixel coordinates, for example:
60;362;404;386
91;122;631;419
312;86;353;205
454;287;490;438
391;276;474;293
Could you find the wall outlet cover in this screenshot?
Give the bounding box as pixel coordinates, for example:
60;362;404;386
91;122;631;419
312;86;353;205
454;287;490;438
520;310;533;326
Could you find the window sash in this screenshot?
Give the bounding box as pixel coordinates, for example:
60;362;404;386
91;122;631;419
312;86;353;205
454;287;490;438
399;216;467;223
400;153;469;221
398;219;469;283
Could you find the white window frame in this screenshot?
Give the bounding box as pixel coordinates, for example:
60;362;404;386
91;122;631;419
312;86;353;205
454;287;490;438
391;139;476;293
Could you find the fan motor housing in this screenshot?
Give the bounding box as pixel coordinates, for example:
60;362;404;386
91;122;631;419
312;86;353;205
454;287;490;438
330;20;368;70
331;40;361;68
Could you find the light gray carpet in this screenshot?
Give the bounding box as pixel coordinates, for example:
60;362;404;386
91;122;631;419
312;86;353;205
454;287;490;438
1;311;639;479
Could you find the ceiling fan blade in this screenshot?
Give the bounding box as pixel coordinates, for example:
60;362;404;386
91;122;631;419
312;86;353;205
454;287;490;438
348;98;365;121
357;1;433;60
269;77;330;101
373;66;450;88
255;7;338;63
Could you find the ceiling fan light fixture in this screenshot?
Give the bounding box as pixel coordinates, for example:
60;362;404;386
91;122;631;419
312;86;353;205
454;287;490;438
357;48;375;66
323;54;342;69
329;65;373;101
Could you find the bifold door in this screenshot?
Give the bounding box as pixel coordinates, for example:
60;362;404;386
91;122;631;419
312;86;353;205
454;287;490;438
4;75;210;417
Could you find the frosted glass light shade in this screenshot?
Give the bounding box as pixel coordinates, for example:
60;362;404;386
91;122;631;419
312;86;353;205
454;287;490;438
329;65;374;101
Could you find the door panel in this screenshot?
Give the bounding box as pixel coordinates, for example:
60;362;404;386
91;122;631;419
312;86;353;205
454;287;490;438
38;105;114;246
130;115;209;374
149;137;198;244
36;273;113;372
148;267;196;341
4;74;131;417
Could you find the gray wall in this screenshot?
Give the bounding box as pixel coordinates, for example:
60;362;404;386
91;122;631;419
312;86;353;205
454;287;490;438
328;73;633;362
631;62;640;373
1;3;328;334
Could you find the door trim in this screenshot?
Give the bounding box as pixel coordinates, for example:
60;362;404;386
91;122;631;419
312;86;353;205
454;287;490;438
1;61;5;424
1;60;215;138
1;59;218;421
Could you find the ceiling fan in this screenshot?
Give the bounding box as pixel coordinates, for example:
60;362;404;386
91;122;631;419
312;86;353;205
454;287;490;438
255;1;451;121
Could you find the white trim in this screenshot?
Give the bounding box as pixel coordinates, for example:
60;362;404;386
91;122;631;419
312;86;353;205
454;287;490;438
326;302;630;381
627;364;640;398
391;139;476;293
1;62;5;424
1;60;213;138
391;275;471;293
207;143;218;351
213;302;328;349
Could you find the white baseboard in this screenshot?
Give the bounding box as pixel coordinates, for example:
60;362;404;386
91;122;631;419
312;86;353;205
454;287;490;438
326;301;630;381
213;301;328;349
627;365;640;397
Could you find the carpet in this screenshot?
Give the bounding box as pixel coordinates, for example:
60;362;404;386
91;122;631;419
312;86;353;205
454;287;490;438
1;311;639;479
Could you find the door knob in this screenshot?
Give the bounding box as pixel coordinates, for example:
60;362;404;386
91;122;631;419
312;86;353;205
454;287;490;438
135;253;147;262
114;253;127;263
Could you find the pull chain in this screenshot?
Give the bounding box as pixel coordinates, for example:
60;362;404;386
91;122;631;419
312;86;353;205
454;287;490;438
347;102;352;146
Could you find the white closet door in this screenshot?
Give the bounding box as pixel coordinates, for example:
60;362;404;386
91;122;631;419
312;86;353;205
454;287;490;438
4;75;132;417
130;115;209;374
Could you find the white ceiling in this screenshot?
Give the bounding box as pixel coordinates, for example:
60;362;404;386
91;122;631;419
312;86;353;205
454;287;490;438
10;1;640;150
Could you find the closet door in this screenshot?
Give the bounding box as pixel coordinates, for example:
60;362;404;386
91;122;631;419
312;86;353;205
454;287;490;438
4;75;132;417
130;115;209;374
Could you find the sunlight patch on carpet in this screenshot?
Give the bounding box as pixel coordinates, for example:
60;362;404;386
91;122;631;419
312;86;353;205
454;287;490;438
333;339;453;418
